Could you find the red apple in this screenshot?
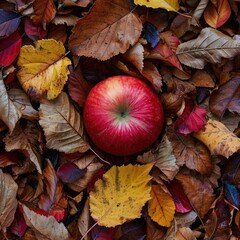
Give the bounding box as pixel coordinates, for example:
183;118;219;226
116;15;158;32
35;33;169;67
83;76;164;156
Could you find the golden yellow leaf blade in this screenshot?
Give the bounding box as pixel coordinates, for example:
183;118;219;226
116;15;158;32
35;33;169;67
134;0;180;12
17;39;71;100
148;185;175;227
194;118;240;158
90;164;153;227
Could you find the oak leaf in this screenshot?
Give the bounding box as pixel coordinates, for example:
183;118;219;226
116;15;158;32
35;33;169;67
176;28;240;69
134;0;180;12
194;118;240;158
69;0;142;60
39;92;89;153
148;184;175;227
89;164;152;227
0;169;18;232
17;39;71;100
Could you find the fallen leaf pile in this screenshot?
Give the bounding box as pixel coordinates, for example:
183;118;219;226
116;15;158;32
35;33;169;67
0;0;240;239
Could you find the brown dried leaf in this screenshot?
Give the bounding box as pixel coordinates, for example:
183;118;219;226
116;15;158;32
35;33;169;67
0;75;22;133
176;28;240;69
52;14;80;26
209;76;240;118
190;70;215;88
69;0;142;60
39;92;89;153
22;204;70;240
3;121;42;174
8;88;39;120
0;168;18;232
176;172;215;218
167;126;212;175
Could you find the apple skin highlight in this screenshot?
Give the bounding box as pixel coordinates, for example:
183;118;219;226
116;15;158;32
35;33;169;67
83;76;164;156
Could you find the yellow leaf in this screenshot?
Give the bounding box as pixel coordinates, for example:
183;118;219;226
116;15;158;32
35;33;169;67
17;39;71;100
194;118;240;158
89;164;152;227
148;185;175;227
134;0;180;12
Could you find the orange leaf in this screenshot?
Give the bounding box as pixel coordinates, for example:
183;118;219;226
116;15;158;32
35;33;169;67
32;0;56;30
204;0;231;28
148;184;175;227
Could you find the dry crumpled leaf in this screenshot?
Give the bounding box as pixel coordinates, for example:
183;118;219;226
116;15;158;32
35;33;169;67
176;28;240;69
3;121;42;174
175;227;197;240
148;184;175;227
17;39;71;100
137;135;179;180
89;164;152;227
22;204;70;240
0;168;18;232
194;118;240;158
0;73;21;133
134;0;180;12
69;0;142;60
39;92;89;153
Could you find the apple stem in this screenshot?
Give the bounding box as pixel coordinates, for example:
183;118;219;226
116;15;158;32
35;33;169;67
89;146;111;165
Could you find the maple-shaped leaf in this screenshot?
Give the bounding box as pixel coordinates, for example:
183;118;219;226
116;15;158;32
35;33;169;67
0;31;22;67
32;0;56;30
176;172;215;218
194;118;240;158
22;204;70;240
204;0;231;28
39;92;89;153
209;76;240;118
174;100;207;135
3;121;42;174
148;184;175;227
0;9;21;37
0;74;22;133
137;135;179;180
69;0;142;60
167;126;212;175
134;0;179;12
17;39;71;100
0;168;18;232
176;28;240;69
89;164;152;227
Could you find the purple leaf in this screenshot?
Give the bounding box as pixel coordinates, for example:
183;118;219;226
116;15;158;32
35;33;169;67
0;10;21;37
121;219;146;240
91;225;118;240
57;162;86;183
142;22;160;48
224;180;240;209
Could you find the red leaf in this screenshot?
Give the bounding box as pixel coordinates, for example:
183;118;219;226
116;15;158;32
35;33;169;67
91;225;118;240
0;31;22;67
0;10;21;38
9;205;27;237
57;162;87;183
4;70;17;85
174;100;207;135
24;17;47;41
87;168;105;193
165;179;192;213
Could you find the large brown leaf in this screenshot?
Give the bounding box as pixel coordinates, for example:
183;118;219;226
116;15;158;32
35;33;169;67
69;0;142;60
3;121;42;174
167;126;212;175
176;28;240;69
209;76;240;118
0;74;21;133
39;92;89;153
0;169;18;232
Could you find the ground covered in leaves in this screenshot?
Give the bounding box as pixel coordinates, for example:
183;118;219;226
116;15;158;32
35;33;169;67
0;0;240;239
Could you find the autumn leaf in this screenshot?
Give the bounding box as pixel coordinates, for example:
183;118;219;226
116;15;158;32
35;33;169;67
176;28;240;69
194;118;240;158
32;0;56;30
89;164;152;227
0;169;18;232
204;0;231;28
134;0;180;12
22;204;70;240
148;184;175;227
69;0;142;60
39;92;89;153
17;39;71;100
